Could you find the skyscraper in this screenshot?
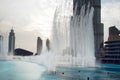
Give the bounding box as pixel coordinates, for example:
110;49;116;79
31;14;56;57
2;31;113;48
0;35;4;54
73;0;104;59
8;28;15;55
46;39;50;51
102;26;120;64
36;37;42;55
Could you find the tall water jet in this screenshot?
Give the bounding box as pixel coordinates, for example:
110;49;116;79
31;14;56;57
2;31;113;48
51;1;72;67
70;2;95;66
50;1;95;68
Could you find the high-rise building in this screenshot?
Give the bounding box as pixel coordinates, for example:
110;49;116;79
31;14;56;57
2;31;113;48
108;26;120;41
36;37;42;55
46;39;50;51
102;26;120;64
73;0;104;59
8;28;15;55
0;35;4;54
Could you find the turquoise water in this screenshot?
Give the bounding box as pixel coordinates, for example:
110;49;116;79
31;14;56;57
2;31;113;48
0;60;120;80
0;60;62;80
56;64;120;80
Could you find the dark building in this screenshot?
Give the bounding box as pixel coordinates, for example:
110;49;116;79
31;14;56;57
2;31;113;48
8;28;15;55
102;26;120;64
0;35;3;54
46;39;50;51
108;26;120;41
36;37;42;55
14;48;33;56
73;0;104;59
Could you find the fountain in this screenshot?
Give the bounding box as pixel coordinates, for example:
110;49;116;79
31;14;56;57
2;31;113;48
0;0;95;69
50;1;95;68
0;33;12;60
0;0;120;80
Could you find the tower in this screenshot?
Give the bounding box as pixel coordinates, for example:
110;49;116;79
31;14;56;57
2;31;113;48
8;28;15;55
0;35;4;54
73;0;104;60
37;37;42;55
46;39;50;51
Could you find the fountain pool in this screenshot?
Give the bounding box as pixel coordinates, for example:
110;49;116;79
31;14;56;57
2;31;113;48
0;60;120;80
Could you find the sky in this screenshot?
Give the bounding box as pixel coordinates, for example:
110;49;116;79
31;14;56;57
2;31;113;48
0;0;120;53
101;0;120;40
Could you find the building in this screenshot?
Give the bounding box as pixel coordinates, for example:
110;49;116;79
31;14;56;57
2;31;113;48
102;26;120;64
14;48;33;56
108;26;120;41
46;39;50;51
36;37;42;55
0;35;4;54
8;28;15;55
73;0;104;59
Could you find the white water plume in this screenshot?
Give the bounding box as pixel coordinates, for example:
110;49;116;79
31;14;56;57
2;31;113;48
50;1;95;68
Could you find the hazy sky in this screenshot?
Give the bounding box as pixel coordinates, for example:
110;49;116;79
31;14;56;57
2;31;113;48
101;0;120;40
0;0;120;53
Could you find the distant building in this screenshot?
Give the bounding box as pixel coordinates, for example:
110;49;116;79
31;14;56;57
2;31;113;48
102;26;120;64
108;26;120;41
14;48;33;56
8;28;15;55
46;39;50;51
0;35;4;54
36;37;42;55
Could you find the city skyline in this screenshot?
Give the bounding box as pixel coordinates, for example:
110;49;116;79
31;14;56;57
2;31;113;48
0;0;120;53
